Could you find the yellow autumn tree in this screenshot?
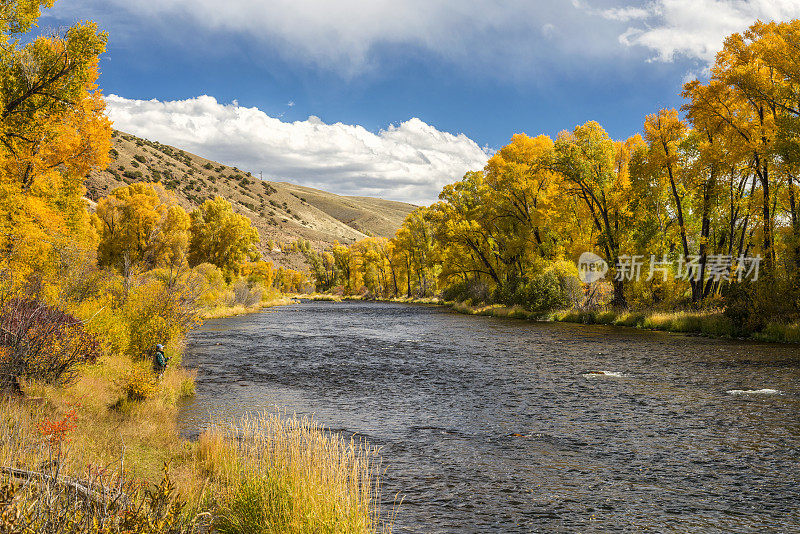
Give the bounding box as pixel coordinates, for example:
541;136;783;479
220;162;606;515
554;122;641;307
188;197;260;279
0;0;110;287
94;182;190;274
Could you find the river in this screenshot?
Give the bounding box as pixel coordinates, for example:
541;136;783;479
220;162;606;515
178;301;800;533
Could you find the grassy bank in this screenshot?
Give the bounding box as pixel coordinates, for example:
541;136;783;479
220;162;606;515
341;295;445;305
443;301;800;344
201;295;297;319
1;333;391;533
196;413;391;533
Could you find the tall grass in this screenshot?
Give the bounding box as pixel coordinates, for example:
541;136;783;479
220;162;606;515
196;412;392;534
753;321;800;343
446;301;755;340
547;308;740;337
201;296;295;319
0;397;204;533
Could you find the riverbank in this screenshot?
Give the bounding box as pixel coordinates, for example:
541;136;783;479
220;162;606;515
1;317;390;532
447;301;800;344
302;293;444;305
306;294;800;344
200;295;297;319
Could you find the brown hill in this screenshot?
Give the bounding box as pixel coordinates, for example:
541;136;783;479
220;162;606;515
85;131;417;268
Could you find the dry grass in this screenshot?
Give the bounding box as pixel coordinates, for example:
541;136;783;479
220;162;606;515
201;296;296;319
195;412;393;534
451;302;536;319
0;395;207;533
4;353;197;482
1;358;393;532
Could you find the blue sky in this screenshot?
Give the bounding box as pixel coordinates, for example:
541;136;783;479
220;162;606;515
42;0;800;203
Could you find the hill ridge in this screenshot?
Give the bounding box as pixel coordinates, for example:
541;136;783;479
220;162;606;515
85;131;417;268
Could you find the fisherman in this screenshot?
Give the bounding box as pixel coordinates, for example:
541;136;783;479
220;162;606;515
153;343;170;379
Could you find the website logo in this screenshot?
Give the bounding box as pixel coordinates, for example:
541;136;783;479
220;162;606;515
577;252;609;283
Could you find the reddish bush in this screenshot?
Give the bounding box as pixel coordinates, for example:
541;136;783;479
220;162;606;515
0;297;101;392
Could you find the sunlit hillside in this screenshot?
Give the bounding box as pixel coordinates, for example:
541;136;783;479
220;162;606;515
85;131;417;267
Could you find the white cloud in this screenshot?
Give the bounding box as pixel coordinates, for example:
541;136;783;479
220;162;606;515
53;0;626;77
607;0;800;63
50;0;800;76
601;6;651;22
105;95;490;205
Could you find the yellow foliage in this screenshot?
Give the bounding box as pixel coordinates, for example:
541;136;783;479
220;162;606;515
188;197;260;278
116;364;157;402
94;182;190;272
0;17;110;286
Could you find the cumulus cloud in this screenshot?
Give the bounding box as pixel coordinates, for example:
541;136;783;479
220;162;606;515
105;95;490;205
605;0;800;63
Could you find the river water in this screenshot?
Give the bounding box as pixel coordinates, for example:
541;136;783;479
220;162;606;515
178;301;800;533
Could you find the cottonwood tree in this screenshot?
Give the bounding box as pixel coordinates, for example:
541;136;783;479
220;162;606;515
188;197;260;278
0;0;110;285
554;122;642;307
94;183;190;275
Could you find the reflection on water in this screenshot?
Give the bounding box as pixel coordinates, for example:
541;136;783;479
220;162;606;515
179;301;800;533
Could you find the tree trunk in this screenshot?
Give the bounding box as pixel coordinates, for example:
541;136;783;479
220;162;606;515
757;159;775;277
788;173;800;286
612;279;627;308
698;167;715;301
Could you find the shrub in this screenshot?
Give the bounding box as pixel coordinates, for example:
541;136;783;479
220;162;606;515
116;365;157;402
0;296;101;392
123;276;202;358
194;263;231;309
0;465;199;533
232;279;262;308
724;278;798;334
441;279;491;304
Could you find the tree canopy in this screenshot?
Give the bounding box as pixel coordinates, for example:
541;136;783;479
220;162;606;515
188;196;260;278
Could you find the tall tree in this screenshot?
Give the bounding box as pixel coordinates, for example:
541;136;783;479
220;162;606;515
555;122;641;307
94;183;190;274
0;0;110;284
188;197;260;278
